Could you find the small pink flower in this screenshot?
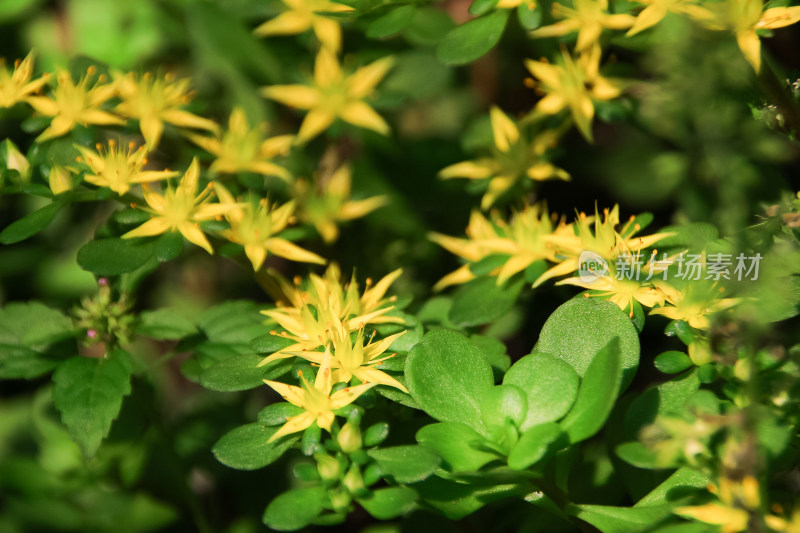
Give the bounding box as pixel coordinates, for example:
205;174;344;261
87;329;98;339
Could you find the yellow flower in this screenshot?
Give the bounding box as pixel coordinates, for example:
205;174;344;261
294;164;388;243
293;324;407;391
214;184;325;271
674;476;760;533
122;158;237;254
525;45;622;141
187;107;293;180
439;107;569;210
626;0;712;36
529;0;636;51
254;0;354;52
261;48;394;143
557;276;665;316
496;0;536;7
75;140;179;195
649;280;738;329
263;354;375;442
534;205;673;287
698;0;800;72
27;67;123;143
259;265;404;365
429;210;505;291
0;50;49;108
766;507;800;533
114;71;218;149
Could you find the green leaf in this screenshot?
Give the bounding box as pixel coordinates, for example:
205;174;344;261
212;423;298;470
436;10;510;65
358;486;417;519
0;344;60;379
623;370;699;439
416;422;499;472
615;442;660;469
367;445;441;483
654;351;693;374
449;276;523;327
560;338;623;443
77;238;157;276
406;330;494;432
471;334;511;376
198;300;272;345
0;301;75;348
200;354;292;391
536;297;640;389
258;402;304;426
503;352;579;430
469;0;500;16
263;486;326;531
367;5;416;38
480;384;527;429
635;467;709;507
0;201;63;244
569;503;673;533
363;422;390;447
52;350;134;456
136;309;197;340
517;3;542;29
250;333;296;354
416;477;524;519
507;422;564;470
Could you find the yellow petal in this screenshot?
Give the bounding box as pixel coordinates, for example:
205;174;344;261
314;48;343;87
268;412;316;442
433;264;476;292
244;243;268;271
261;85;321;109
161;109;218;132
312;17;343;52
536;93;567;115
576;22;604;51
329;382;377;409
497;253;538;284
266;238;327;264
178;220;214;254
438;160;495;180
626;4;667;36
348;56;395;99
529;21;581;39
524;59;563;89
736;30;761;72
489;106;520;152
296;108;336;142
353;367;408;392
338;196;388;219
254;11;312;36
758;6;800;29
123;217;172;239
140;114;165;149
339;101;390;135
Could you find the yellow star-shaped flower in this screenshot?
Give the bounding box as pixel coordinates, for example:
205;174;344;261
27;67;123;143
75;139;179;195
439;106;569;209
259;265;404;365
529;0;636;51
122;158;237;254
0;50;49;108
626;0;712;36
254;0;354;52
525;45;622;142
263;354;375;442
649;280;738;330
187;107;293;180
294;164;388;243
261;48;394;143
214;184;325;271
114;71;218;149
698;0;800;72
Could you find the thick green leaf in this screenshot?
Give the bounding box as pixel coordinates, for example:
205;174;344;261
623;370;699;439
250;333;296;354
198;300;273;345
363;422;390;447
654;351;693;374
416;477;524;519
569;503;673;533
258;403;304;426
480;384;527;429
77;238;157;276
263;486;326;531
200;354;292;391
416;422;499;472
560;338;623;443
517;3;542;28
536;297;640;389
367;5;416;38
635;467;709;507
449;276;523;327
436;10;510;65
52;350;134;456
405;330;494;432
503;352;579;430
212;423;298;470
615;442;660;469
358;486;417;519
367;445;441;483
469;0;500;16
136;309;197;340
0;201;63;244
507;422;564;470
471;334;511;375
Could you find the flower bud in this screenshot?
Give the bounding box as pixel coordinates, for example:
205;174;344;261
2;139;30;182
315;453;341;481
49;165;73;195
337;421;362;454
342;465;364;495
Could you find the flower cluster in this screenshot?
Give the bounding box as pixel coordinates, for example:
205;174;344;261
259;265;407;441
